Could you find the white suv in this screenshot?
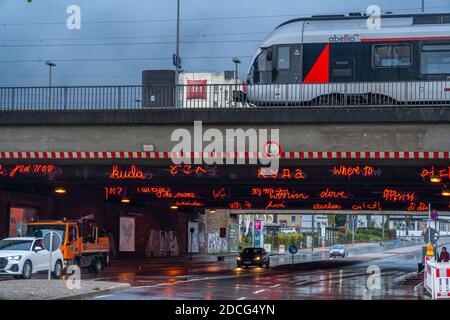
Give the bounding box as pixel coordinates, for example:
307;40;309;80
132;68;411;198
0;237;64;280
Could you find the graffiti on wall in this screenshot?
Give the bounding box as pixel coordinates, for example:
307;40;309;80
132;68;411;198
208;230;228;254
145;230;179;258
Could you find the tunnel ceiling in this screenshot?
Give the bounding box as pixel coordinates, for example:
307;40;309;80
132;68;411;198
0;162;449;213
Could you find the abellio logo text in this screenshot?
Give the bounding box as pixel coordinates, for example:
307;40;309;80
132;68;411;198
329;34;358;43
171;121;280;175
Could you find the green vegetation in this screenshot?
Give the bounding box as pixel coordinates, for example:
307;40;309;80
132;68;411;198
239;227;396;252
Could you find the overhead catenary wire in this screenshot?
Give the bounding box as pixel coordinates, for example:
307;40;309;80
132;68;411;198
1;5;449;26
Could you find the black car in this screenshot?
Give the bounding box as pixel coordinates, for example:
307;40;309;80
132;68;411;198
237;248;270;268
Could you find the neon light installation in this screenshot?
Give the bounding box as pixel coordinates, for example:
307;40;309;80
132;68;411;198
331;165;381;178
320;188;349;199
109;165;152;180
257;168;305;180
251;188;309;200
351;201;382;211
383;189;416;202
313;203;342;210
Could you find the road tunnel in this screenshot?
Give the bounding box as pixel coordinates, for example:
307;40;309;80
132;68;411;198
0;157;449;259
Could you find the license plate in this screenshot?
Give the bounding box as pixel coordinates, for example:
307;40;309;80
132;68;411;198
244;261;251;264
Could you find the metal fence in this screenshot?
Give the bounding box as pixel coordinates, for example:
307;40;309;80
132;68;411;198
0;81;449;111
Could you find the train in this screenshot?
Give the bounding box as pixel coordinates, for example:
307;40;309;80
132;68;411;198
245;13;450;106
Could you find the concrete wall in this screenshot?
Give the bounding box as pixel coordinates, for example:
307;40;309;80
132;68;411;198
1;123;449;153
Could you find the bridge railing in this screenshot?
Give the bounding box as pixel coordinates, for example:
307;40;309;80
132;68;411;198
0;81;449;110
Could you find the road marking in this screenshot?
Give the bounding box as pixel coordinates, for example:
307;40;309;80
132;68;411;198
295;280;310;286
93;294;113;299
270;284;282;288
253;289;266;294
237;297;246;300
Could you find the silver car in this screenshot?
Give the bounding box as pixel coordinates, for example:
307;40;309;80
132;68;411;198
330;245;348;258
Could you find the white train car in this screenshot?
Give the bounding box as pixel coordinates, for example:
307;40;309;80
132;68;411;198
246;13;450;106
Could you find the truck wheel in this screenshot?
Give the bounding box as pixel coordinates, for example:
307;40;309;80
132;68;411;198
52;260;63;279
90;258;102;274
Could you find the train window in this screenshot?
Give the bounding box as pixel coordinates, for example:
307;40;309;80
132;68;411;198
373;44;412;68
421;44;450;74
277;46;290;70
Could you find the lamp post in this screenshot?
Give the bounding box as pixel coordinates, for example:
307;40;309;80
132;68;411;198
174;0;181;108
421;0;425;12
232;57;241;108
175;0;180;85
45;61;56;108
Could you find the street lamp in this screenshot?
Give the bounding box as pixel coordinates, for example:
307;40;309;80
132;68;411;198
232;57;241;107
45;61;56;108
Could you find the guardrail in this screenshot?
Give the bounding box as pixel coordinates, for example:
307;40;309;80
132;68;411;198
0;81;449;111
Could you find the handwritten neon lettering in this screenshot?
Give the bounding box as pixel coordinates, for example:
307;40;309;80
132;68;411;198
169;165;217;177
8;164;61;177
313;203;342;210
421;166;450;180
251;188;309;200
352;201;382;211
265;201;286;209
228;201;253;210
383;189;416;202
332;165;380;178
407;202;428;211
137;187;196;199
104;187;124;200
320;188;349;199
212;187;227;200
257;168;305;180
109;165;150;180
175;201;203;207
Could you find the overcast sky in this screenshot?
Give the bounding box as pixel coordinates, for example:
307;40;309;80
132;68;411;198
0;0;449;86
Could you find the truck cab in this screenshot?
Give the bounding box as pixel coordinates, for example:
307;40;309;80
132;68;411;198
27;220;109;273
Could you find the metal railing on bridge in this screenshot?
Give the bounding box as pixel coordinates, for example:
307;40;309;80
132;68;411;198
0;81;449;111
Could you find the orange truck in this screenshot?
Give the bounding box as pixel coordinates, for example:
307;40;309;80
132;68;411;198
26;220;110;273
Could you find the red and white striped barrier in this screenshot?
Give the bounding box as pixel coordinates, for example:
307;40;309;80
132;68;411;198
0;151;449;160
425;259;450;300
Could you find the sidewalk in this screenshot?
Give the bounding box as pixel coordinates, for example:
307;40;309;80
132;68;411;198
0;279;130;300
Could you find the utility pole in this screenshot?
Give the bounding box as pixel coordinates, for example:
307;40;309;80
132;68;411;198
421;0;425;13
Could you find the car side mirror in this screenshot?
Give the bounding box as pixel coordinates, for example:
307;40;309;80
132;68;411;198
266;49;273;61
34;246;43;252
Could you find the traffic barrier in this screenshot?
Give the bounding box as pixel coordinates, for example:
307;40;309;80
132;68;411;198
424;258;450;299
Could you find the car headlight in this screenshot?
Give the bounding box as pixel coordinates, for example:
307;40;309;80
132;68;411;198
6;255;21;261
255;257;261;260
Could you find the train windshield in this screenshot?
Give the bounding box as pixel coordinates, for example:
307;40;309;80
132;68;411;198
248;49;273;84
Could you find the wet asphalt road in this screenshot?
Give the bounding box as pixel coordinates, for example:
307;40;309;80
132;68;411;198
89;239;431;300
90;252;423;300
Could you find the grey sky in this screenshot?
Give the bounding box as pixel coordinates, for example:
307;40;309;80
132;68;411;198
0;0;449;86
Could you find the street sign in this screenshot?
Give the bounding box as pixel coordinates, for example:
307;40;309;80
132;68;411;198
42;231;62;280
15;223;27;237
321;225;326;237
289;244;298;255
172;54;182;68
423;227;439;245
42;231;62;252
393;239;399;247
431;210;439;221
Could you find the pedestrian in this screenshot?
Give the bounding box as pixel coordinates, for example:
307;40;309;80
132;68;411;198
438;247;450;263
